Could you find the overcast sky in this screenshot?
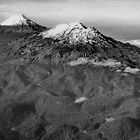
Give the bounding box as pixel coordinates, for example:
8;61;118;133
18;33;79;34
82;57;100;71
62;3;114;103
0;0;140;40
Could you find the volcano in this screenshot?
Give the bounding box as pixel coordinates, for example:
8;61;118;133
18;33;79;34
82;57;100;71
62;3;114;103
0;19;140;140
0;14;47;32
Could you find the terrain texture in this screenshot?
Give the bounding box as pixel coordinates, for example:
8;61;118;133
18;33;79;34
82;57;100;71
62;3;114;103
0;15;140;140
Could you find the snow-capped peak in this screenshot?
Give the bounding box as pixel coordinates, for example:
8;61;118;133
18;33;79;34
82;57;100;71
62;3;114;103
41;22;86;38
0;14;35;26
40;22;103;44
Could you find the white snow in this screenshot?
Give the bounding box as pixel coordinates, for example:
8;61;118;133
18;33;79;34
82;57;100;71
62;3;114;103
75;97;88;103
0;14;35;26
124;67;140;74
105;117;115;122
40;22;101;44
68;58;89;66
125;40;140;47
41;22;85;39
90;59;121;67
68;58;140;74
42;24;68;38
68;57;121;67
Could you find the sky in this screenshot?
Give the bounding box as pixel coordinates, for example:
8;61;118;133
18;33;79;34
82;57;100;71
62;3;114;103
0;0;140;40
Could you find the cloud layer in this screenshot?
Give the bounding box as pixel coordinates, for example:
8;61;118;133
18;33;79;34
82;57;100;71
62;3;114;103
1;0;140;22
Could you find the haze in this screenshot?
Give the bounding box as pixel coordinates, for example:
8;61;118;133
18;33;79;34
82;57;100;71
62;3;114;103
0;0;140;40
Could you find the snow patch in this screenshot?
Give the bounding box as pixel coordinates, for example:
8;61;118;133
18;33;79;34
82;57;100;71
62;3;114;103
105;117;115;122
68;58;89;66
68;57;121;67
41;24;68;38
75;97;88;103
90;59;121;67
68;58;140;74
125;40;140;47
124;67;140;74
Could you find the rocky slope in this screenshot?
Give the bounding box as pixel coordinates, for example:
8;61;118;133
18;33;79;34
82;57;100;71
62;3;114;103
0;14;49;60
8;22;140;71
0;20;140;140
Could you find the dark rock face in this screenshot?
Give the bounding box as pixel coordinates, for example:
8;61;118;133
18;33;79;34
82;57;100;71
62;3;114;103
0;23;140;140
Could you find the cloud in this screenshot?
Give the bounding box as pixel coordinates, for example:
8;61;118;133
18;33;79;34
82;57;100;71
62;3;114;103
0;0;140;40
0;5;8;9
0;0;140;26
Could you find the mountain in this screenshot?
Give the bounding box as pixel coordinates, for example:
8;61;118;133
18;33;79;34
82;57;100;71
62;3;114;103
40;22;111;46
0;21;140;140
0;14;47;32
0;14;35;26
10;22;140;71
0;14;48;56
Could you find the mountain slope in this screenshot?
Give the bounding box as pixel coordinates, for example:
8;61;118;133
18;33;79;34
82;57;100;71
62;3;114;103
8;22;140;71
0;14;49;56
0;21;140;140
